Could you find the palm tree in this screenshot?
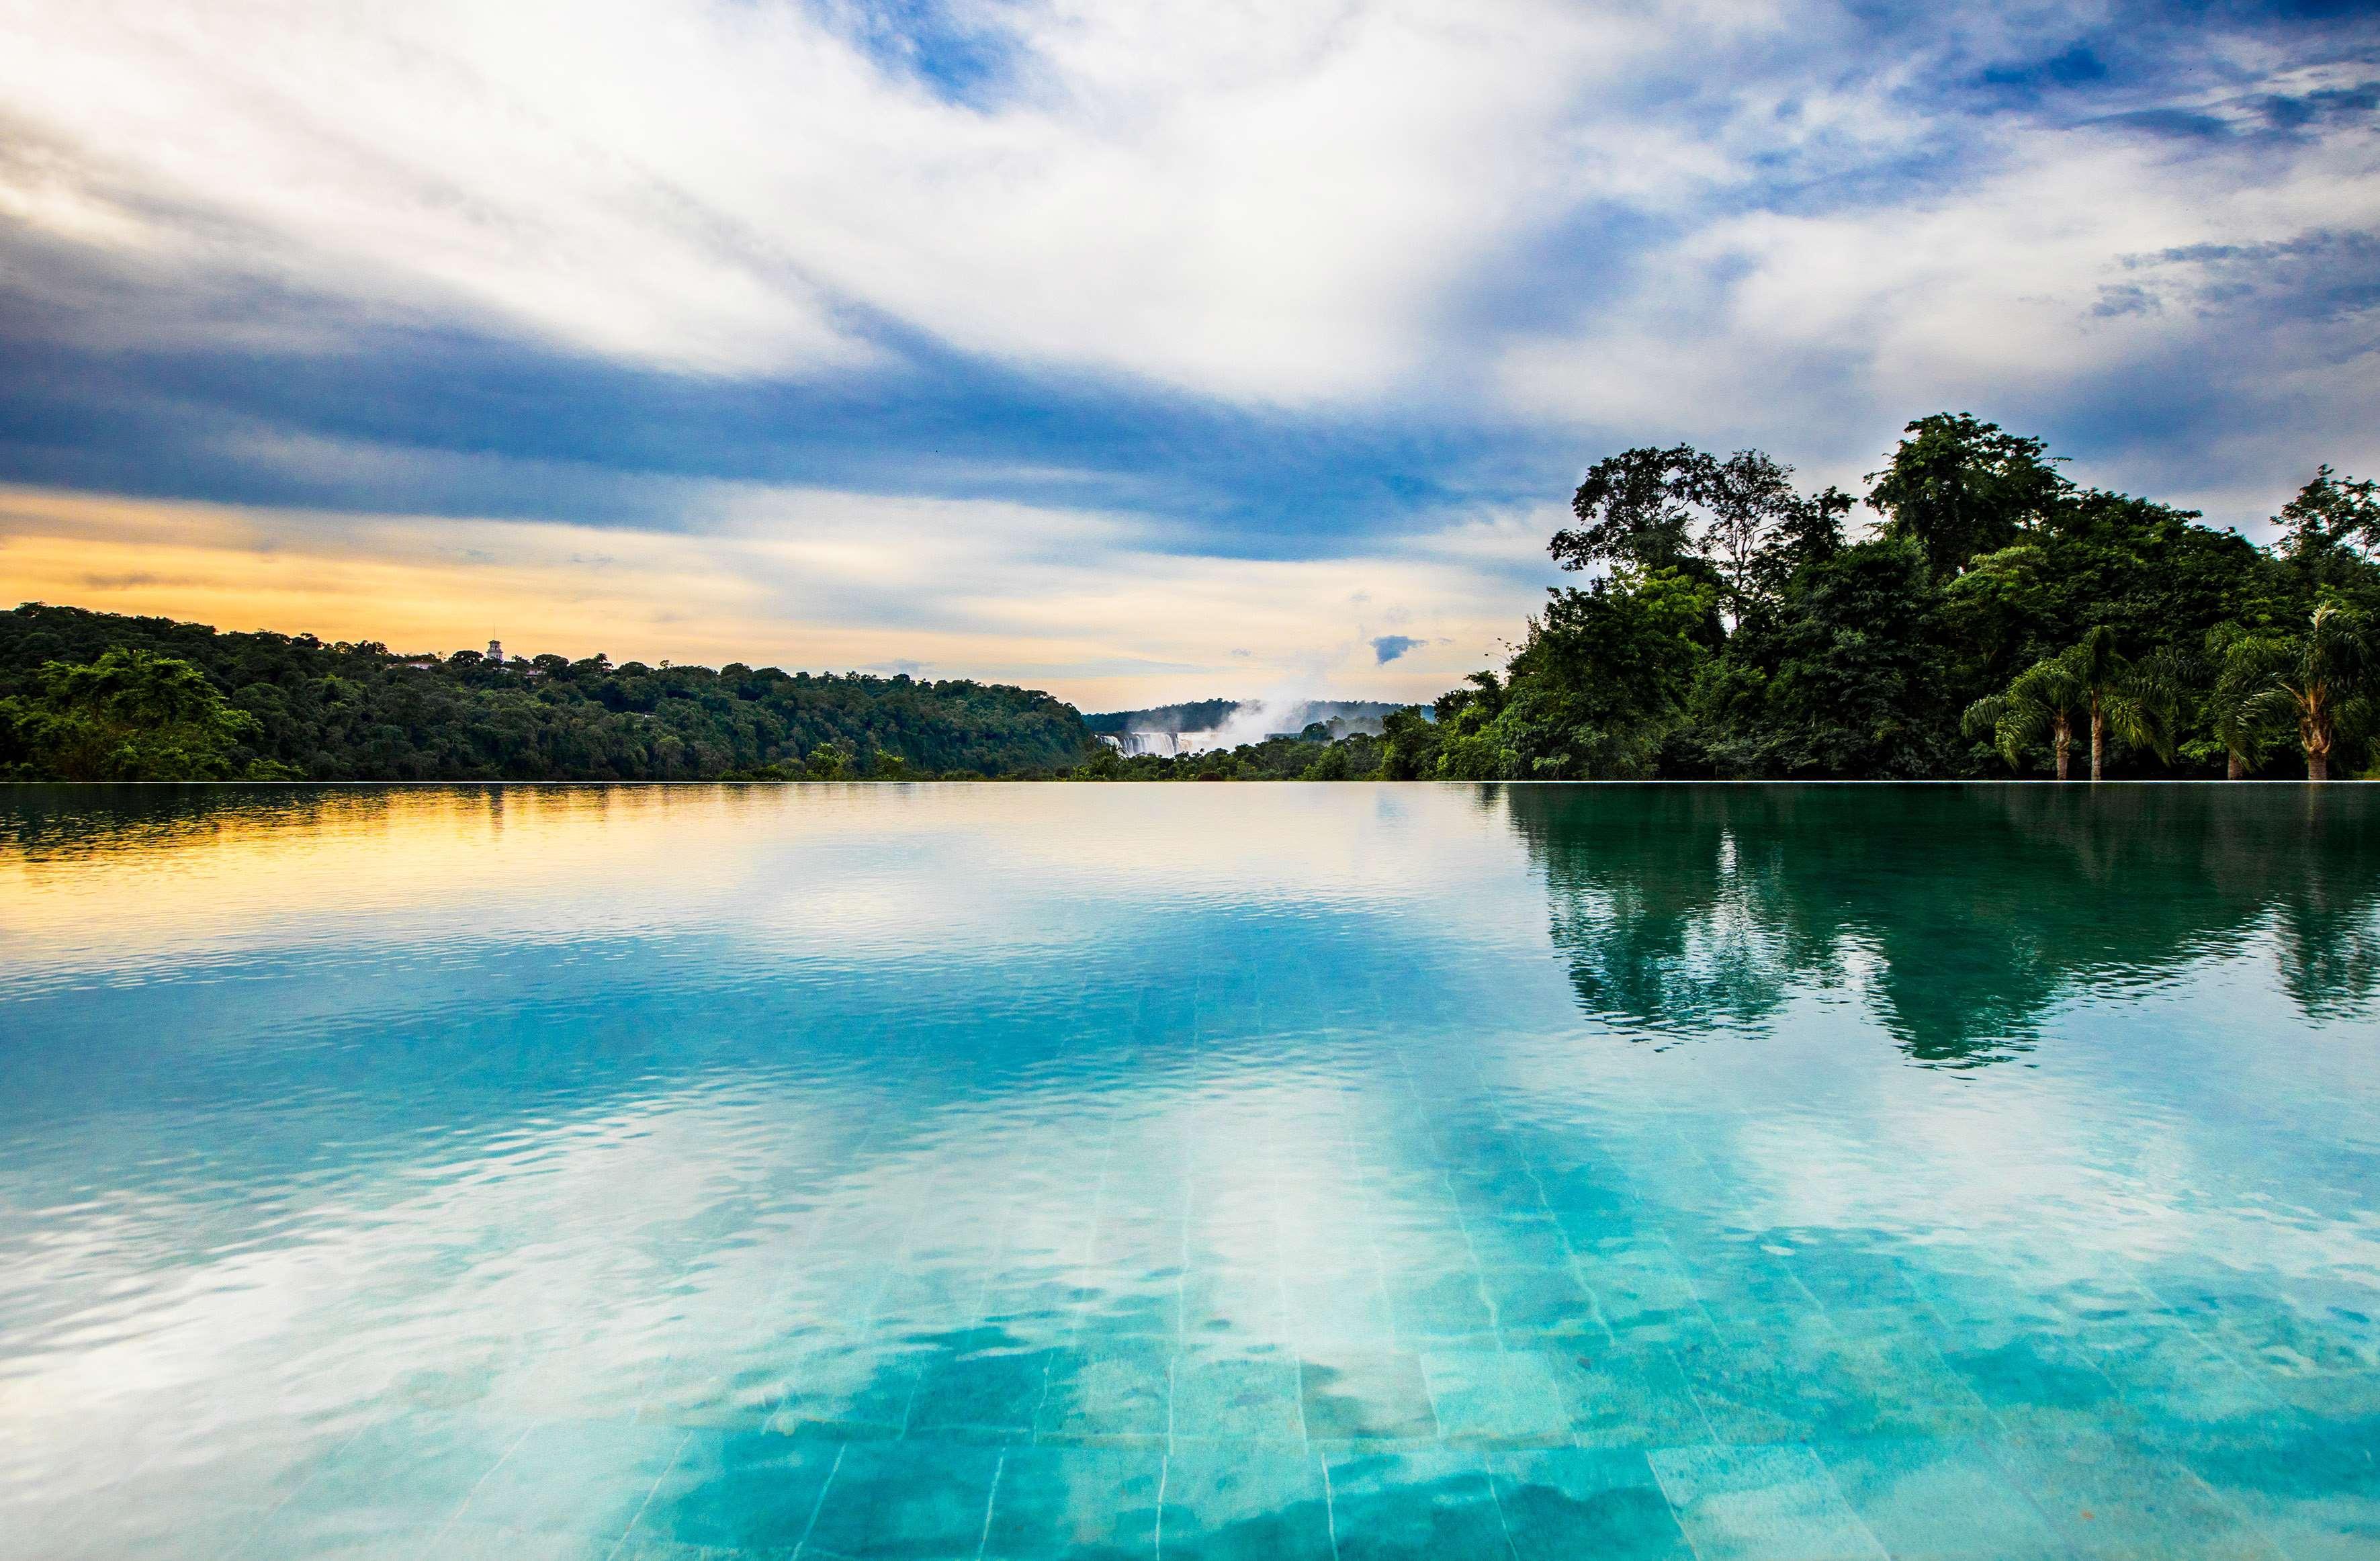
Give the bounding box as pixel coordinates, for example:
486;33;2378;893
2068;626;2174;781
1965;654;2088;779
2204;626;2287;779
2250;603;2371;781
1965;629;2173;780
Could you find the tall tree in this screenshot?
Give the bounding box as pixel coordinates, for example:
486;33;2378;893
1964;653;2088;780
1867;414;2069;579
1556;445;1710;576
2201;626;2289;779
2277;466;2380;562
2252;603;2372;781
2067;626;2175;781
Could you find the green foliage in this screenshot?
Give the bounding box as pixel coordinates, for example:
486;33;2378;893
0;648;265;779
1405;420;2378;784
1865;412;2068;578
1705;539;1953;778
1431;569;1716;780
2277;465;2380;562
0;605;1091;781
2249;600;2375;781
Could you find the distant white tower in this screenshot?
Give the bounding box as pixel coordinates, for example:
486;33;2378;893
486;639;503;664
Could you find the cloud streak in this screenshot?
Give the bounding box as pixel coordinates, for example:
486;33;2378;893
0;0;2373;688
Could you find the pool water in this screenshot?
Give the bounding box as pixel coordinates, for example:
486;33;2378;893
3;783;2378;1561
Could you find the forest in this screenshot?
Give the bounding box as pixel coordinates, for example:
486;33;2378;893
5;412;2375;784
1092;413;2380;782
0;606;1087;780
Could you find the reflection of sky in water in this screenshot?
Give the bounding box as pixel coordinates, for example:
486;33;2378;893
3;783;2379;1560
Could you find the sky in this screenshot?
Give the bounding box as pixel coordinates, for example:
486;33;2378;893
1;0;2375;711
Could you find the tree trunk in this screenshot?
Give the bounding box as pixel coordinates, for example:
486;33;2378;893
2228;750;2244;780
2090;703;2106;782
2053;717;2071;781
2309;746;2330;782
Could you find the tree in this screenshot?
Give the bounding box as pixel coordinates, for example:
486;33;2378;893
2067;626;2175;781
1440;569;1717;780
1965;654;2088;780
1867;414;2068;578
2277;466;2380;561
1708;538;1953;778
1300;742;1354;780
2251;603;2372;781
1558;445;1826;617
1964;628;2172;781
2199;627;2289;779
0;648;262;780
1556;445;1709;576
1698;451;1812;609
1376;707;1442;780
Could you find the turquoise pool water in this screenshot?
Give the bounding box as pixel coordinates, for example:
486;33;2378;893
3;783;2378;1560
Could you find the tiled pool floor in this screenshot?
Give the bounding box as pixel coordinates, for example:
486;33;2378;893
5;784;2379;1560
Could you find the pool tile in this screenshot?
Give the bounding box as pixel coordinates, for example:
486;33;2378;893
1816;1436;2060;1560
1574;1244;1715;1345
1285;1267;1397;1349
447;1421;691;1539
1323;1445;1509;1561
1997;1426;2287;1560
1467;1218;1575;1271
1037;1341;1173;1445
2080;1318;2288;1437
1178;1268;1290;1347
1298;1350;1440;1441
1942;1331;2124;1435
1169;1350;1304;1443
903;1336;1055;1443
799;1439;1002;1560
1489;1447;1693;1561
1477;1266;1603;1340
1558;1343;1715;1450
270;1415;519;1531
1157;1443;1334;1561
425;1523;621;1560
769;1337;927;1439
1419;1349;1573;1446
1646;1443;1887;1561
872;1270;987;1337
2178;1413;2380;1561
983;1445;1163;1559
617;1430;839;1552
1383;1269;1497;1343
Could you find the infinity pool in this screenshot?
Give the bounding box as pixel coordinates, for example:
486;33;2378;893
4;783;2377;1560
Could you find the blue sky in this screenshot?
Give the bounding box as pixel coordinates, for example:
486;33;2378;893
0;0;2374;707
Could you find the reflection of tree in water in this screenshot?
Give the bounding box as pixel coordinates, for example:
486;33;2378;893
1504;784;2380;1066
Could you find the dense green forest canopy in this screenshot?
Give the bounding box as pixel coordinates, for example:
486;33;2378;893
1364;414;2377;783
0;605;1089;780
6;412;2373;784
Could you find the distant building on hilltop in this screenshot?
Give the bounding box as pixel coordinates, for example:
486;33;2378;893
486;639;503;664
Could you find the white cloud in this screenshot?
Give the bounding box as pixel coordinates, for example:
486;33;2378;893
0;0;1679;400
0;0;2372;523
